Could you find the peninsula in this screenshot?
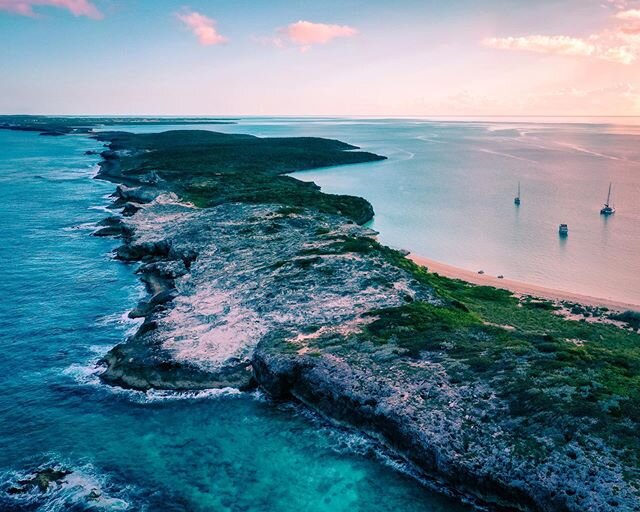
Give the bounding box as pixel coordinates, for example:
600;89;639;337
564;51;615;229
2;117;639;511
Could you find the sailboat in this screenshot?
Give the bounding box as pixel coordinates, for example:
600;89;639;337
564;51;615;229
514;182;521;205
600;183;616;215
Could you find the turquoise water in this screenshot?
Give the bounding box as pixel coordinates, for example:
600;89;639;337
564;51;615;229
113;117;640;304
0;129;469;511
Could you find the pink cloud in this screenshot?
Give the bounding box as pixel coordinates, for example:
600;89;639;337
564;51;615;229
615;9;640;20
483;9;640;65
483;35;597;58
616;8;640;33
0;0;102;18
275;20;357;50
176;9;227;46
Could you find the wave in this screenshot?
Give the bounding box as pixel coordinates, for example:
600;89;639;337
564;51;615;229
93;310;143;337
63;353;243;404
61;222;101;233
416;135;449;145
552;141;640;165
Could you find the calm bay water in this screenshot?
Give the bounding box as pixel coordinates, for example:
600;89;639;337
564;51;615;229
237;118;640;305
0;129;468;511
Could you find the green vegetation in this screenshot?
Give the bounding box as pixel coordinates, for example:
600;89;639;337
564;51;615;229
363;301;482;357
290;234;640;464
610;310;640;331
301;235;378;255
353;249;640;463
97;130;384;224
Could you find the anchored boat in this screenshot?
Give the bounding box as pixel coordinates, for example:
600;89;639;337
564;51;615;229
514;182;521;205
600;183;616;215
559;224;568;237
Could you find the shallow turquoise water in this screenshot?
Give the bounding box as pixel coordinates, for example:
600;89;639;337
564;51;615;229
0;129;469;511
113;117;640;304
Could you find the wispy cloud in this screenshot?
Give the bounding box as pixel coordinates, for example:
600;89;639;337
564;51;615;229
0;0;102;18
176;8;227;46
260;20;358;51
483;8;640;64
482;34;635;64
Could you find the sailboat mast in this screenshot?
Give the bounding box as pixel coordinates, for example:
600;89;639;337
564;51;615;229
518;182;520;198
606;182;612;206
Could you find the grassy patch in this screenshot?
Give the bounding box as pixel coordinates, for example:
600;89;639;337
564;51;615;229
95;130;384;224
363;301;481;357
301;235;378;256
357;295;640;461
610;310;640;331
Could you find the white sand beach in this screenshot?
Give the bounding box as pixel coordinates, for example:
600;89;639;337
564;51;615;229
409;254;640;313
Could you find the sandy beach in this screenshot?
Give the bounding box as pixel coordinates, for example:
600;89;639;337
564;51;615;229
409;253;640;313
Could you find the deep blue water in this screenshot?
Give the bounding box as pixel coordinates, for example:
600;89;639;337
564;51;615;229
112;117;640;304
0;129;468;511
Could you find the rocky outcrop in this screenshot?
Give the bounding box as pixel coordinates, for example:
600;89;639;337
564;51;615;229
99;197;434;391
6;467;71;495
252;330;637;512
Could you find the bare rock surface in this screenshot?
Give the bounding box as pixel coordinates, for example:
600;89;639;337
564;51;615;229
101;195;434;391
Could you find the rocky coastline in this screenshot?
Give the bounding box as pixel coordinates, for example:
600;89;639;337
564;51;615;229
86;129;640;512
1;119;638;511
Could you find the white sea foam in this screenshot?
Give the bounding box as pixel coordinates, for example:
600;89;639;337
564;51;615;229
61;221;100;232
2;461;134;512
141;386;243;402
94;309;143;337
88;204;113;213
63;355;244;404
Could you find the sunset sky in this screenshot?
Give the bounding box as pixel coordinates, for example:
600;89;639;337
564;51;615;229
1;0;640;116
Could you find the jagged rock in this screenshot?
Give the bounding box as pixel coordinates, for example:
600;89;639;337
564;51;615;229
113;185;159;204
7;467;71;495
122;203;142;216
100;199;433;394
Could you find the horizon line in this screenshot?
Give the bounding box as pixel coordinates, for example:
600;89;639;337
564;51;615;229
2;114;640;118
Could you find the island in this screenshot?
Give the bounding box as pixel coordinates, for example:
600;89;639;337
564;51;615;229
2;116;639;511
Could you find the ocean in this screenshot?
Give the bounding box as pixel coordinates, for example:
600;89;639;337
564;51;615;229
0;128;467;511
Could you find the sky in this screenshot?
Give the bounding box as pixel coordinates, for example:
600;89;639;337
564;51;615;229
1;0;640;116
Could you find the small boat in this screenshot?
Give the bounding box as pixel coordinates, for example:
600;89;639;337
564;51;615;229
559;224;569;236
600;182;615;215
514;182;521;205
